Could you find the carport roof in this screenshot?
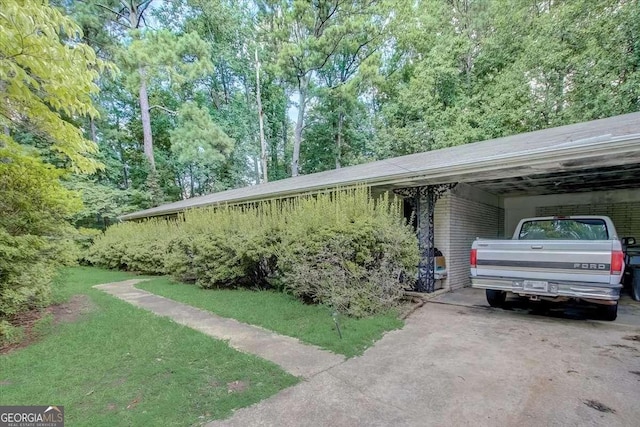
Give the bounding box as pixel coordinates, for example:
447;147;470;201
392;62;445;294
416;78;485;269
121;112;640;220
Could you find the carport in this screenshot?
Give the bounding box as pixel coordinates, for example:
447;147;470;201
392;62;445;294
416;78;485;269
121;112;640;294
426;129;640;293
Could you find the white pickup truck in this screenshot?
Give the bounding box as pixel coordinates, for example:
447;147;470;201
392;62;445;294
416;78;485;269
470;216;625;321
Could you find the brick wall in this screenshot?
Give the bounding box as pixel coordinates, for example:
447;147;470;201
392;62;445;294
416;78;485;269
448;193;504;290
434;194;451;290
536;202;640;239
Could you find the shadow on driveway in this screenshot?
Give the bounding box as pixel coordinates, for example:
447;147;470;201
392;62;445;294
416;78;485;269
430;286;640;327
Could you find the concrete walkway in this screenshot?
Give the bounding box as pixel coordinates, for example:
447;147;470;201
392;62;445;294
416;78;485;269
94;280;344;378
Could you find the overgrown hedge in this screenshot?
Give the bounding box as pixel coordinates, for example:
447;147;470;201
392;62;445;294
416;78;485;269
88;188;419;317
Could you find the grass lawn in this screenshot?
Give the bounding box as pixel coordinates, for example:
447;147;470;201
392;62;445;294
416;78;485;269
136;276;404;357
0;267;298;426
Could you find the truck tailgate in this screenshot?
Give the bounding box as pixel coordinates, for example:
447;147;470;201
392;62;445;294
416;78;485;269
475;240;615;284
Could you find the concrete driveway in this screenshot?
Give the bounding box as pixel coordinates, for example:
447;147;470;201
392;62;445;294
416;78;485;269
430;287;640;327
212;293;640;427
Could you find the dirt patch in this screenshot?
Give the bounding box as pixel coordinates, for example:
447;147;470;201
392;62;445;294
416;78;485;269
629;371;640;377
622;335;640;342
110;377;128;387
227;380;249;394
1;295;96;354
51;295;96;324
583;400;616;414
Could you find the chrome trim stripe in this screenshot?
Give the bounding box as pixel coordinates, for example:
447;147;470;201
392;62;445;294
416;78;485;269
477;259;610;271
476;265;611;275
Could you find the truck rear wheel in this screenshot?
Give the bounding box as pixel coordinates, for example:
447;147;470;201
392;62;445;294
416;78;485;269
486;290;506;308
600;302;618;321
631;268;640;301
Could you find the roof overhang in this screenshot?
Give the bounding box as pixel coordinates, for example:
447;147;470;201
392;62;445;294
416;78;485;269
121;113;640;221
374;134;640;190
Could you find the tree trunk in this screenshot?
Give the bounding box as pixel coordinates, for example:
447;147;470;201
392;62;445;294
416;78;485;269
255;48;268;183
138;67;155;171
220;62;230;104
116;108;129;188
292;75;309;177
175;172;185;199
335;111;344;169
120;146;129;189
253;154;261;184
189;164;195;197
89;117;97;142
127;3;154;171
279;100;287;171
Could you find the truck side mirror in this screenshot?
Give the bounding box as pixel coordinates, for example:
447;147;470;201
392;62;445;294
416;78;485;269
622;237;636;246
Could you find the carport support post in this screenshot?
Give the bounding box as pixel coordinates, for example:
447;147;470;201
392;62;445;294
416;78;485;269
396;184;456;293
416;187;436;292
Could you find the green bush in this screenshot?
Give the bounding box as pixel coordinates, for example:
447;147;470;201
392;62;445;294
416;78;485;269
277;192;419;317
165;205;282;289
89;187;419;317
0;230;55;318
89;219;176;274
0;319;25;347
75;227;103;251
0;146;82;338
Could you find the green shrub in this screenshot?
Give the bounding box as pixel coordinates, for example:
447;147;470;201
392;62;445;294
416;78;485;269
76;227;103;251
87;224;129;269
0;231;56;318
1;146;82;339
277;192;419;317
88;220;173;274
165;206;281;288
0;320;25;346
89;187;419;317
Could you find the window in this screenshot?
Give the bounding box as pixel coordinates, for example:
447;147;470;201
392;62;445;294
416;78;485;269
518;218;609;240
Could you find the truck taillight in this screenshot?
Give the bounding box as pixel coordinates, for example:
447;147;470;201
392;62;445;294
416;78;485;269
611;250;624;275
470;249;477;268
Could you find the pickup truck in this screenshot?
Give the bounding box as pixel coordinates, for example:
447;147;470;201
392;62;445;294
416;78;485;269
470;216;625;321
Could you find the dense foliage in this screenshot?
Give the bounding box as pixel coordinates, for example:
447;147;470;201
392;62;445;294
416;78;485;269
89;188;419;317
1;0;106;173
0;146;81;322
0;0;106;339
55;0;640;202
1;0;639;330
